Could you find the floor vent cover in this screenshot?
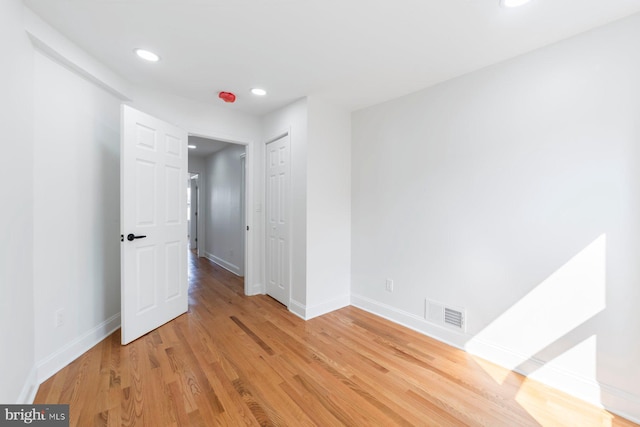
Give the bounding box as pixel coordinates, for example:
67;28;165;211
425;299;466;332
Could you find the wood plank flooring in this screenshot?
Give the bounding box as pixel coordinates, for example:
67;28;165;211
35;252;638;426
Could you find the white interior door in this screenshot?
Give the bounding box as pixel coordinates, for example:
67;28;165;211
265;135;290;306
121;105;188;345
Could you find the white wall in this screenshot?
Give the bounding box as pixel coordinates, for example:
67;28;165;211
0;0;36;404
352;13;640;421
306;97;351;317
132;87;260;145
203;144;246;275
33;51;122;381
262;98;309;307
261;97;352;318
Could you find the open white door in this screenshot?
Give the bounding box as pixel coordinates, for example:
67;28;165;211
121;105;188;345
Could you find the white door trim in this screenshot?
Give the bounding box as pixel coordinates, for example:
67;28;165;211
189;174;199;251
240;153;247;277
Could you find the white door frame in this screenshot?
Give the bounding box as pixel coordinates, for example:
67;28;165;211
189;174;199;251
239;153;246;277
188;132;254;296
264;130;292;306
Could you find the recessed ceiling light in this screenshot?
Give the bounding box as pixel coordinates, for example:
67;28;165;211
251;88;267;96
500;0;531;7
188;145;197;149
134;48;160;62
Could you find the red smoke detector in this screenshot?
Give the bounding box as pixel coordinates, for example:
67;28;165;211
218;91;236;103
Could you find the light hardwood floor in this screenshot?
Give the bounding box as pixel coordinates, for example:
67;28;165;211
35;252;638;426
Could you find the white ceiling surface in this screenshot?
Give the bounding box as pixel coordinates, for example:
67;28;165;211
24;0;640;116
188;135;231;158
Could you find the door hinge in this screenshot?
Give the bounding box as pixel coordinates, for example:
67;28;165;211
246;226;250;231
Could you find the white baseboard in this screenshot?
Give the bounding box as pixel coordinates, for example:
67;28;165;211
600;384;640;424
36;313;121;384
287;295;350;320
17;366;38;404
350;293;466;350
246;282;264;296
351;293;640;424
204;252;241;276
305;295;350;320
288;299;306;320
467;338;603;401
466;338;640;424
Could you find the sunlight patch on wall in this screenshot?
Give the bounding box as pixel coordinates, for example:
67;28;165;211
525;335;600;400
514;337;605;426
466;234;606;384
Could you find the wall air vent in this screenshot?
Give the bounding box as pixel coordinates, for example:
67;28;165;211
444;307;464;329
425;299;466;332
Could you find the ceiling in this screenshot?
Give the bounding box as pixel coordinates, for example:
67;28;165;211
23;0;640;116
187;135;231;158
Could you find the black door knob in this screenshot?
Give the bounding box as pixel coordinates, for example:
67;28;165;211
127;233;147;241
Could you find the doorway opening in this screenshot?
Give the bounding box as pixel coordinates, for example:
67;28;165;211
187;135;249;286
